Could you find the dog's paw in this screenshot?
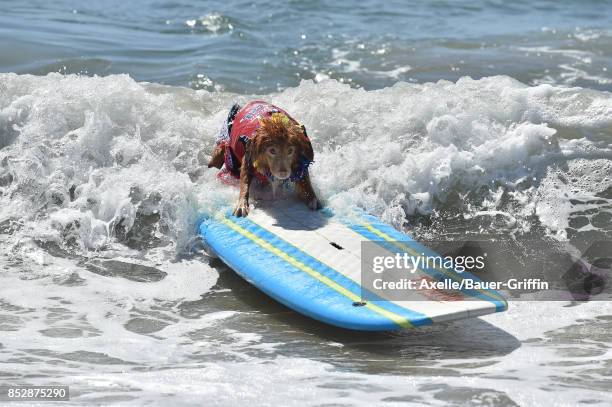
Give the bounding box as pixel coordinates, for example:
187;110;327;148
308;197;322;211
233;199;250;217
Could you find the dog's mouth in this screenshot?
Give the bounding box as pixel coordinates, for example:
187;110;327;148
272;171;291;180
270;169;291;180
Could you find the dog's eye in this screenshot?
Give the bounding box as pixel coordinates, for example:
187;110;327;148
287;146;295;155
267;147;277;155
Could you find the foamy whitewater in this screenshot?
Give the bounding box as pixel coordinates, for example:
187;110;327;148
1;73;612;405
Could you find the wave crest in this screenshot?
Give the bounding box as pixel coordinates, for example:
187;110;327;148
0;73;610;256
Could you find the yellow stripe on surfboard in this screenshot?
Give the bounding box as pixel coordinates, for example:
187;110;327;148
221;217;413;329
360;222;508;307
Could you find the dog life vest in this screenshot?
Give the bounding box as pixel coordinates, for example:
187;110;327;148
216;100;312;184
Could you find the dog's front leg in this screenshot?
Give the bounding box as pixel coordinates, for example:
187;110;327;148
295;174;322;210
233;161;252;217
207;144;226;169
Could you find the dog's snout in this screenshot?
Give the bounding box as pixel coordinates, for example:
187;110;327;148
275;164;290;179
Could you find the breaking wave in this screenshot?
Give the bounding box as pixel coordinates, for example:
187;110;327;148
1;73;610;257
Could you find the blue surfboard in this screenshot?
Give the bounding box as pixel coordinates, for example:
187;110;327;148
199;200;507;331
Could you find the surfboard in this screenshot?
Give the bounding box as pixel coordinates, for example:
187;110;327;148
199;200;507;331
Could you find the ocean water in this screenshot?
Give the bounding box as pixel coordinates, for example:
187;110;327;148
1;0;612;93
1;1;612;406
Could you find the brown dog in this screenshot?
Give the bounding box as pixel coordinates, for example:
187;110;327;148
208;101;321;217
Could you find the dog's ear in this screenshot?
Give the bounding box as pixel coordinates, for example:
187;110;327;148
243;137;255;169
299;125;314;162
250;132;265;162
243;132;266;171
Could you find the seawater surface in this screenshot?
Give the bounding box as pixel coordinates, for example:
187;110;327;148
1;0;612;406
1;0;612;92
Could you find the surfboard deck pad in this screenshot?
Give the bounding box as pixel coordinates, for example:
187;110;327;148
199;200;507;331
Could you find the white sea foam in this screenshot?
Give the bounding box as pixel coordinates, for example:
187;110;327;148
1;72;611;247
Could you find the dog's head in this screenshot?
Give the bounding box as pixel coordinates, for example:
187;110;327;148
248;113;313;180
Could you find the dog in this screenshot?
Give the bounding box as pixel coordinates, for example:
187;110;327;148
208;100;321;217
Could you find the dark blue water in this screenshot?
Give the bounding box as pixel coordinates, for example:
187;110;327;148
1;0;612;92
